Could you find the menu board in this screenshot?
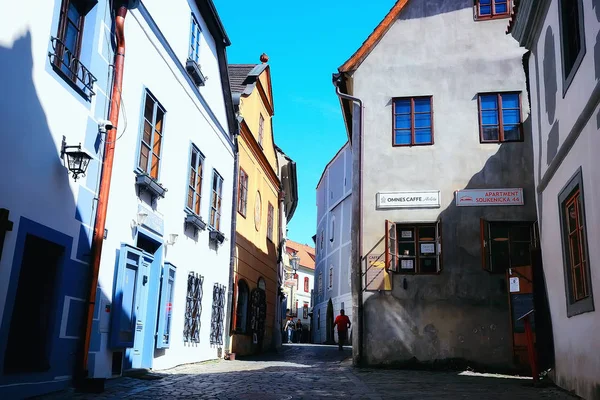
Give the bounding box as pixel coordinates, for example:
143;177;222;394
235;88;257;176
511;293;535;333
365;254;390;291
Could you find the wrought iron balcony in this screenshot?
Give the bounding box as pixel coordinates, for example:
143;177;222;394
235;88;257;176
48;36;97;100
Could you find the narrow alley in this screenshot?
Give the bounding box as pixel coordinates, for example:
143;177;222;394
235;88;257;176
37;345;576;400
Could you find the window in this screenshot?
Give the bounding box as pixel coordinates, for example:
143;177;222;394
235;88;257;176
304;277;309;293
387;220;442;274
50;0;97;98
258;114;264;147
237;168;248;216
318;272;323;295
210;170;223;231
392;96;433;146
157;263;176;349
187;145;203;215
478;93;522;143
317;309;321;330
329;267;333;289
330;217;335;244
209;283;226;346
296;275;299;290
481;221;533;273
475;0;511;20
559;0;585;90
138;91;166;179
295;300;299;315
558;169;594;317
183;272;204;343
303;302;309;319
235;280;249;333
4;234;63;373
189;14;201;63
267;202;274;241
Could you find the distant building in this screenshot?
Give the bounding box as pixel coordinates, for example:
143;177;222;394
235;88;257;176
509;1;600;398
284;240;315;335
313;143;352;344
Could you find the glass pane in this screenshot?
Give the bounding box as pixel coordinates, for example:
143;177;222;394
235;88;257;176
395;114;411;129
190;150;197;169
567;202;577;233
480;0;491;4
577;196;585;229
153;131;162;156
414;98;431;112
144;96;154;121
480;95;497;110
503;125;521;141
482;126;499;141
189;169;195;187
495;2;508;14
414;113;431;128
570;233;581;266
210;209;215;225
482;110;498;125
394;99;411;114
139;145;150;171
419;226;435;241
502;109;520;125
187;189;194;209
490;224;509;240
480;4;491;15
510;242;531;267
420;258;437;274
395;130;411;145
398;242;415;257
573;266;585;300
196;172;202;193
490;240;510;272
155;108;164;133
510;226;530;242
64;24;78;53
150;157;159;179
415;128;431;144
67;3;81;24
501;93;519;108
195;194;200;214
143;121;152;144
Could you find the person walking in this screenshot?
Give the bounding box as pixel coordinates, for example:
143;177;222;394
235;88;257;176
295;319;303;343
284;317;295;344
334;309;351;351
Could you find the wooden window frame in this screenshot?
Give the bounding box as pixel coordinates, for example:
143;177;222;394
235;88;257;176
387;220;442;275
55;0;85;71
481;220;534;273
209;170;224;231
392;96;434;147
558;168;594;317
558;0;586;96
189;14;201;63
304;277;309;293
258;114;264;147
237;168;248;217
302;302;309;319
478;92;523;143
267;202;274;241
138;91;166;179
186;145;204;216
474;0;511;21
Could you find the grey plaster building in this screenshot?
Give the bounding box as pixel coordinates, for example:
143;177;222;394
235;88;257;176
509;0;600;398
313;143;353;344
334;0;550;371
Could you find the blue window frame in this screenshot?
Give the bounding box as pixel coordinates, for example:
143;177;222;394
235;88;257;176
186;145;204;215
392;96;433;146
138;90;166;179
156;262;176;349
110;244;147;349
209;170;223;231
478;92;522;143
475;0;510;20
189;14;201;63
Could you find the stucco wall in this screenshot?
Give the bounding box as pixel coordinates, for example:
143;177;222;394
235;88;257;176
352;1;536;367
526;0;600;398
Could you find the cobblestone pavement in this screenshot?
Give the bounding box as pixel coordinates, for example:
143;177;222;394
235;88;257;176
38;344;577;400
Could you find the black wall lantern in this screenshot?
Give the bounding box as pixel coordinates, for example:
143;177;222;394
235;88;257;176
61;135;92;181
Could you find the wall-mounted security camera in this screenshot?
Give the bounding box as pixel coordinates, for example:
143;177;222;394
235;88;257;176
98;119;114;133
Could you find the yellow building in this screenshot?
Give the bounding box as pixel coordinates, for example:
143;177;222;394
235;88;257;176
227;55;281;355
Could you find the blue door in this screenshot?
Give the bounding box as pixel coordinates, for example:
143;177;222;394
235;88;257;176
131;255;151;368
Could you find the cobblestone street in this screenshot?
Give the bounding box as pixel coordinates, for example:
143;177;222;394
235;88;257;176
36;344;578;400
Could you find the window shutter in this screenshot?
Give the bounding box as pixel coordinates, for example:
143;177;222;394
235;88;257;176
481;218;492;271
110;244;144;349
156;263;176;349
385;220;398;272
436;218;443;272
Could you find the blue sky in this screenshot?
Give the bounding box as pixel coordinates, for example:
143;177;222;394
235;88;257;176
214;0;395;246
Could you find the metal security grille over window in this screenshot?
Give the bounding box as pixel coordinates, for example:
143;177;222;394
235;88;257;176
183;272;204;343
392;96;433;146
478;93;522;143
210;284;226;346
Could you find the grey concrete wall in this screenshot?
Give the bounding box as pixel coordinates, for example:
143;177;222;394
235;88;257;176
352;1;536;368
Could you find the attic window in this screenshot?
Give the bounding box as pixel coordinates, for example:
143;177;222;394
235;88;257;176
475;0;511;20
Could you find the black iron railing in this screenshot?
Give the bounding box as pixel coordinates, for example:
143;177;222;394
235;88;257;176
183;272;203;343
210;284;226;346
48;36;97;99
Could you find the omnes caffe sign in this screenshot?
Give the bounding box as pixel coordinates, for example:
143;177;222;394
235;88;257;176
455;188;524;206
376;191;440;209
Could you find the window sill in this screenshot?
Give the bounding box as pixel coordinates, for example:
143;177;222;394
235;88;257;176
135;172;167;199
474;14;511;21
567;296;595;318
185;211;206;232
209;229;226;244
186;58;207;87
237;210;247;218
392;143;434;147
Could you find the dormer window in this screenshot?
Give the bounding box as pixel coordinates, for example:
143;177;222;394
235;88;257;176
186;14;207;86
474;0;511;20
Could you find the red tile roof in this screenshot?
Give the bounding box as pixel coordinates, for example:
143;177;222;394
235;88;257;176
286;240;315;270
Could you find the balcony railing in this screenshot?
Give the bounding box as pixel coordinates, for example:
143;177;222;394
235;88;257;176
48;36;97;100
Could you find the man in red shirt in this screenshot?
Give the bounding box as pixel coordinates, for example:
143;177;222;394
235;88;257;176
334;309;351;351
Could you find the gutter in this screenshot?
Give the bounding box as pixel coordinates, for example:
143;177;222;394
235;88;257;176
333;72;364;367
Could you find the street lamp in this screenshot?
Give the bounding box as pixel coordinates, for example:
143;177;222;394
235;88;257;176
61;136;92;181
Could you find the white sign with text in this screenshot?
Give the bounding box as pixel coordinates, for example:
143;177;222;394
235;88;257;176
455;188;524;207
376;191;440;209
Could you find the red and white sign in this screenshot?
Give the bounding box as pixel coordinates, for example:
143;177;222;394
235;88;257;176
455;188;524;207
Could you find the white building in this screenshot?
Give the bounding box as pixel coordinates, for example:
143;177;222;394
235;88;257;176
284;240;315;333
509;1;600;398
313;143;352;344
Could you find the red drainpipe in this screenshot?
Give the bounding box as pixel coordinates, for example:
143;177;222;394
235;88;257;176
80;5;128;376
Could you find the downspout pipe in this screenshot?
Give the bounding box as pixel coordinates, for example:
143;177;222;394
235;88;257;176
333;73;364;367
224;116;240;354
79;5;128;379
